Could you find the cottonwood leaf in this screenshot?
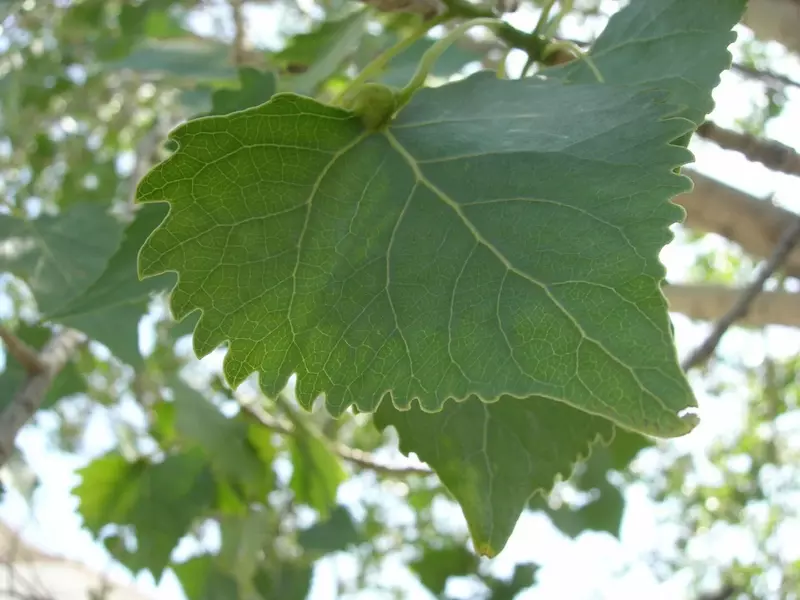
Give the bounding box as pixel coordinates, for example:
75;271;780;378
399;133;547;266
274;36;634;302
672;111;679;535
375;395;614;556
546;0;746;127
138;74;697;438
74;450;215;578
0;204;123;315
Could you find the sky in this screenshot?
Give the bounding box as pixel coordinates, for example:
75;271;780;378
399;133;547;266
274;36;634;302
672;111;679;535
1;0;800;599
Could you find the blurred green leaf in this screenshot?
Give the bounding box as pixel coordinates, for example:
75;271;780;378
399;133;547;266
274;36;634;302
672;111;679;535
74;449;215;577
289;429;345;518
0;204;124;315
107;38;235;81
174;555;240;600
217;509;272;592
206;68;278;116
172;378;274;500
298;505;361;555
254;562;313;600
275;10;370;95
410;544;479;596
50;204;174;320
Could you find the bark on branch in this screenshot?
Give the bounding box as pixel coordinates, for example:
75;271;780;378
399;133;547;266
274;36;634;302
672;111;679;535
665;285;800;329
677;171;800;279
681;218;800;370
696;122;800;178
0;328;84;468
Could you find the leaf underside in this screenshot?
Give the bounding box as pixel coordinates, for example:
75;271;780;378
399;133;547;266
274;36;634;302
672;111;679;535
138;75;696;439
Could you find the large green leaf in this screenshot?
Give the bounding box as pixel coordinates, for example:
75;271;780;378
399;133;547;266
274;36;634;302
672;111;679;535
375;395;613;556
74;450;215;577
0;204;123;315
0;324;86;411
546;0;745;127
137;75;696;438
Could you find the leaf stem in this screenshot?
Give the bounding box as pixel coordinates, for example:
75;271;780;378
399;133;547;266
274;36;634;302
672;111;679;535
334;15;447;106
395;17;501;107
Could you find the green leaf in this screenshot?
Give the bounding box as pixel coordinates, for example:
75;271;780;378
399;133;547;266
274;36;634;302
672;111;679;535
50;204;174;320
535;428;651;538
171;378;273;499
57;303;146;367
0;324;86;411
137;76;697;438
289;429;346;517
217;509;271;591
297;505;361;555
484;562;538;600
374;395;613;556
46;204;176;366
275;10;370;95
206;68;278;116
253;562;313;600
410;544;479;596
546;0;746;127
107;38;235;81
174;556;240;600
0;204;123;315
74;450;215;577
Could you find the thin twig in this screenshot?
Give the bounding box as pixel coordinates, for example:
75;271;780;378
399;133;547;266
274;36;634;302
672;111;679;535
682;219;800;370
696;121;800;178
0;327;43;375
240;401;433;477
731;62;800;90
0;329;84;468
230;0;247;67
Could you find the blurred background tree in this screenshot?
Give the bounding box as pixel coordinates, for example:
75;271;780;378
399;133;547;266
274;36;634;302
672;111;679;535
0;0;799;599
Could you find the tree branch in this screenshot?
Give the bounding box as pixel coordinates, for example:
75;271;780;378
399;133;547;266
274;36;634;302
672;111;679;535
664;284;800;329
0;327;43;375
681;219;800;370
677;171;800;279
696;122;800;178
229;0;248;68
240;401;433;477
0;328;84;468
